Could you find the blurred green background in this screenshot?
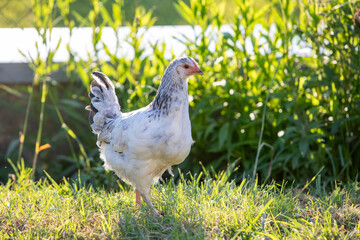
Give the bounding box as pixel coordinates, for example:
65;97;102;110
0;0;267;27
0;0;359;188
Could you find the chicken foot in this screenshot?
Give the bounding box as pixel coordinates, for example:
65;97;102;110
141;192;159;217
135;189;159;217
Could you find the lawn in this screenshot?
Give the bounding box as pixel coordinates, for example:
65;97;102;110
1;163;359;239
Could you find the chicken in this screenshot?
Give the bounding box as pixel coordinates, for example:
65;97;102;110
85;57;203;216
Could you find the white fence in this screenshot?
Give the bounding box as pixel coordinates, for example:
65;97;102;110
0;25;311;84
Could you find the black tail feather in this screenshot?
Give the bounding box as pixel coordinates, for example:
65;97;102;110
92;71;112;90
88;111;95;124
91;80;103;92
90;103;98;113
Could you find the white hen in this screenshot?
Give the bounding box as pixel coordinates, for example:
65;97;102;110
86;57;203;216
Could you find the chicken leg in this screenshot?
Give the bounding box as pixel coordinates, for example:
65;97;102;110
140;191;159;217
135;189;159;217
135;189;141;206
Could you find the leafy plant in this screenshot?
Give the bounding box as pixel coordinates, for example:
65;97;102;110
2;0;359;186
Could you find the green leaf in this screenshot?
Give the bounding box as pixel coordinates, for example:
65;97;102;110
174;1;194;25
72;11;89;26
100;7;113;26
218;122;229;148
292;154;300;170
5;139;20;159
299;138;309;158
250;199;274;226
223;32;233;39
112;4;122;26
254;2;272;21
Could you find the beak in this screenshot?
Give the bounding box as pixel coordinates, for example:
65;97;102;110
192;67;204;76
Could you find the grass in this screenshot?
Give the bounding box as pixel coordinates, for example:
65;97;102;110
1;162;359;239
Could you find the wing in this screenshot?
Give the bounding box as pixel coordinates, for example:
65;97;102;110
107;103;192;164
108;107;168;160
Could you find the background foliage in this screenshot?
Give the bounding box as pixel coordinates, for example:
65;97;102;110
1;0;359;187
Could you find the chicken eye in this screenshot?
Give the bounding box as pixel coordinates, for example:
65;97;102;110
184;64;189;69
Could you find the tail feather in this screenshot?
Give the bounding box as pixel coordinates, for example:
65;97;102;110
88;111;95;124
92;71;115;90
85;72;121;137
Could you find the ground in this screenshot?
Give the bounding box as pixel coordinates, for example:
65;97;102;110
0;165;359;239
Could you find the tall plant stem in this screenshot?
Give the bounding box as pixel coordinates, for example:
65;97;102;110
252;58;281;180
32;77;48;179
18;84;34;163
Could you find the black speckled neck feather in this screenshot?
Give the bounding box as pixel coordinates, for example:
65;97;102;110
151;68;188;116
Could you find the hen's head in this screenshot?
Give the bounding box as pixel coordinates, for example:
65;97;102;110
166;57;203;81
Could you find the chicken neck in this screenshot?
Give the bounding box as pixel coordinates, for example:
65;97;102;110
151;74;189;116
